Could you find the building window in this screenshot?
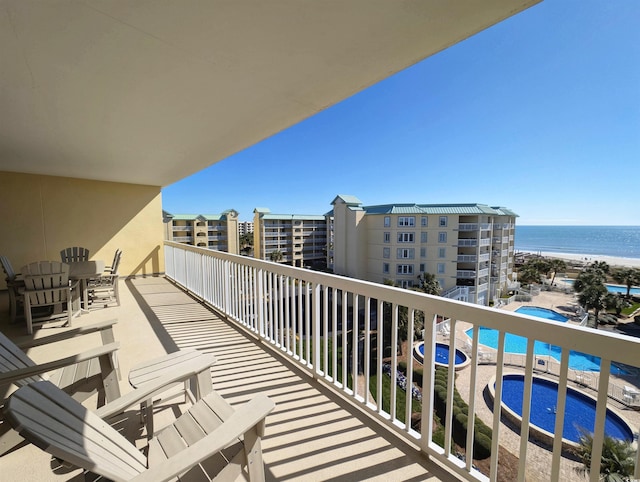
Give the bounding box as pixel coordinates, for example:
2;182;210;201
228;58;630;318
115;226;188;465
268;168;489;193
438;232;447;243
437;263;445;274
421;217;427;227
383;263;389;274
398;216;415;227
397;264;414;275
383;247;390;258
438;278;445;289
397;232;415;243
399;280;413;288
419;263;425;272
397;248;414;259
439;216;448;227
384;232;390;243
421;232;427;243
438;247;446;258
384;216;390;227
420;247;426;257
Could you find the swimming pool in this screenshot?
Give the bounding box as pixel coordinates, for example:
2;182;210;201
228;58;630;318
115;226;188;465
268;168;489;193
514;306;569;322
492;374;634;447
562;279;640;296
413;342;470;370
465;307;626;373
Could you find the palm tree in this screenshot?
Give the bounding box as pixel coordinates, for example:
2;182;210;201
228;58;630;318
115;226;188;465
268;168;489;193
575;428;636;481
414;272;442;296
269;250;283;263
574;271;609;329
611;267;640;299
548;258;567;285
517;263;542;286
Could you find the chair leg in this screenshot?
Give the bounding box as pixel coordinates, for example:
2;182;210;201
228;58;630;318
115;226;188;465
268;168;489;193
24;297;33;335
8;289;16;323
113;280;120;306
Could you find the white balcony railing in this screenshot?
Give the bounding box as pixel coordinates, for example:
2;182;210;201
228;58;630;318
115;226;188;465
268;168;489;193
164;242;640;482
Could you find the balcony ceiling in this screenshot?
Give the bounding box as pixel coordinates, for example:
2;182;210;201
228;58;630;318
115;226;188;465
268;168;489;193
0;0;539;187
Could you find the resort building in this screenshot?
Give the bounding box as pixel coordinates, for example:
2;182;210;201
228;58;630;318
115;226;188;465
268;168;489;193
4;4;638;482
238;221;254;237
163;210;240;254
253;208;330;268
331;195;517;305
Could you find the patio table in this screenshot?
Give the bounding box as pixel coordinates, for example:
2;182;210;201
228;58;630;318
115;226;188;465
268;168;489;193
68;260;104;311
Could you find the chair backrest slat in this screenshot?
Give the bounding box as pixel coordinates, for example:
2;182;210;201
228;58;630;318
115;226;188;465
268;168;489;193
60;247;90;263
5;381;146;481
0;255;17;281
22;262;71;305
0;331;43;387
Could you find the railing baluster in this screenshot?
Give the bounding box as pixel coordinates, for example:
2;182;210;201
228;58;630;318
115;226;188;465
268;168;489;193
551;347;570;481
489;330;506;481
590;359;612;481
517;338;536;482
164;243;640;482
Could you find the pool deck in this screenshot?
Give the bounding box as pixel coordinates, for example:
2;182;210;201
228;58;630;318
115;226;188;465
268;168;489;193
451;288;640;482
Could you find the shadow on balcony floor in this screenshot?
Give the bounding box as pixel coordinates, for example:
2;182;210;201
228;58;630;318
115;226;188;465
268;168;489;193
0;278;457;481
124;276;455;482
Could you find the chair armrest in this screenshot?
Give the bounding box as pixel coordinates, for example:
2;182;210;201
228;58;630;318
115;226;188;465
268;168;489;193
130;394;275;482
94;355;216;420
16;319;118;349
0;342;120;387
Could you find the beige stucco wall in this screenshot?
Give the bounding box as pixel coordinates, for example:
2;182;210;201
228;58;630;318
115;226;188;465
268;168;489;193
0;171;164;289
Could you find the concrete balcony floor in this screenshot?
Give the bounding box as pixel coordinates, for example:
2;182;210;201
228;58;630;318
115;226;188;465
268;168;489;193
1;277;454;481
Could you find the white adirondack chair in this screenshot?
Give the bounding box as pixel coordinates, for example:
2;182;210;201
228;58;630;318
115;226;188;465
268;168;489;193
88;249;122;307
21;261;81;334
0;320;121;455
5;380;275;482
60;246;90;263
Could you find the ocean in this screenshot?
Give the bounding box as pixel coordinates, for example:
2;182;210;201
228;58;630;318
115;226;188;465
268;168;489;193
514;226;640;260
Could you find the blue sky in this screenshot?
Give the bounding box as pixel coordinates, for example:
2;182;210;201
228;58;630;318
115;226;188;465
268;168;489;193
162;1;639;226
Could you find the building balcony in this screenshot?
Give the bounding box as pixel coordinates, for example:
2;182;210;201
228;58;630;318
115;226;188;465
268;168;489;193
3;242;639;482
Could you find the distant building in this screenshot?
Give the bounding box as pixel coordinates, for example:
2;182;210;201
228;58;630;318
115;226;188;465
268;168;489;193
253;208;331;268
163;210;239;254
238;221;254;237
331;195;517;305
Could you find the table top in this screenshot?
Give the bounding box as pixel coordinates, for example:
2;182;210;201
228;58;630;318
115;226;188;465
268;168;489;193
68;260;105;279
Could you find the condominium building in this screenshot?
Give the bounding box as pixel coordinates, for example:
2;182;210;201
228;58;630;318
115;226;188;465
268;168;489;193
331;195;517;305
163;210;239;254
238;221;254;237
253;208;330;268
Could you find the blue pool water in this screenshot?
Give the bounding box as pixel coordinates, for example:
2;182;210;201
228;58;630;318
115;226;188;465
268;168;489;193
418;342;467;366
466;307;627;373
501;374;633;443
562;279;640;296
515;306;569;322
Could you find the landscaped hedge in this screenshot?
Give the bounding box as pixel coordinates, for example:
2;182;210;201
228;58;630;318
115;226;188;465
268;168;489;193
397;363;493;459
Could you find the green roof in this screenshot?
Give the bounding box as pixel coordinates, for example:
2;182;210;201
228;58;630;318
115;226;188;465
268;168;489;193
331;194;363;206
261;214;327;221
361;203;518;216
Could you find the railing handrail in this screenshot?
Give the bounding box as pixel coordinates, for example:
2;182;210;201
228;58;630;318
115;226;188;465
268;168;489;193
163;241;640;482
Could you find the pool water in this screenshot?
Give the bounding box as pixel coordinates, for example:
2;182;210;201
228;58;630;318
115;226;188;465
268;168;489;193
418;342;467;365
466;307;627;374
501;374;633;443
562;279;640;296
515;306;568;322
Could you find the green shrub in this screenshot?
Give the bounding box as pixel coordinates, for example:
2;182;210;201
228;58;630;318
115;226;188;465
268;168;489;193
432;367;493;460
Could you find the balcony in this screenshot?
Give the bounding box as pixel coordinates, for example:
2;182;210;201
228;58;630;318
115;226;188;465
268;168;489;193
3;242;639;482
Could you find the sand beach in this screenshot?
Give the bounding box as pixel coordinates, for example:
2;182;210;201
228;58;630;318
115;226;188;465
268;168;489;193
518;250;640;269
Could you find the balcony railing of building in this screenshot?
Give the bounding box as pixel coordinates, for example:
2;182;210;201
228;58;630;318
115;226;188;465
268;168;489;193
164;242;640;482
458;255;477;263
172;236;194;243
457;239;478;247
